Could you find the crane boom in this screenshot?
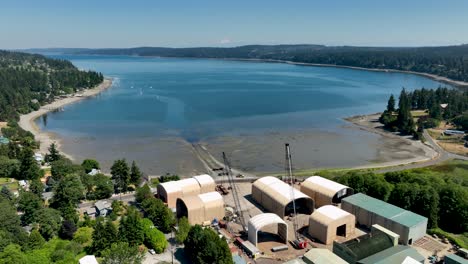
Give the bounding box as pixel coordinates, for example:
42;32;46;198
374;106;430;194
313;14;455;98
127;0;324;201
285;143;299;239
285;143;307;249
223;152;247;232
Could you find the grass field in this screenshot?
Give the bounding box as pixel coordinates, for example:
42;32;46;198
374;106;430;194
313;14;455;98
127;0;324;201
0;178;18;192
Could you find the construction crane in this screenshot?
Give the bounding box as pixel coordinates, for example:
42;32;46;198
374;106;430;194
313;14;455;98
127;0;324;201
285;143;307;249
223;152;247;233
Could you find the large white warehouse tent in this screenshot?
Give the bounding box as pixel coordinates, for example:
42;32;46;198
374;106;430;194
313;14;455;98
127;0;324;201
252;176;314;218
157;174;215;208
300;176;353;208
248;213;288;247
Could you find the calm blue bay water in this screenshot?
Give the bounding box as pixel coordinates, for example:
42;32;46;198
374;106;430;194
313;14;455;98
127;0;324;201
38;55;449;174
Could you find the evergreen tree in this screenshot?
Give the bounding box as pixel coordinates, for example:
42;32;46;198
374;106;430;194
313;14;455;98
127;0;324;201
45;143;61;163
184;225;232;264
17;191;42;225
110;159;130;193
141;197;175;233
0;186;14;202
18;147;42;180
59;220;77;240
119;207;144;246
386;94;396;112
135;184;152;203
91;218;107;255
33;208;62;240
29;178;44;196
101;242;144;264
130;161;142;185
396;88;415;135
81;159;100;173
24;229;46;251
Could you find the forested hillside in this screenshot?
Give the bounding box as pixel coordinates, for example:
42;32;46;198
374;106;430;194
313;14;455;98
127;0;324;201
70;44;468;83
0;50;103;121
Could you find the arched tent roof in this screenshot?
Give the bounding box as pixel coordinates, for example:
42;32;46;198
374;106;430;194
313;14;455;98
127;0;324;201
193;174;216;193
157;178;201;208
199;192;224;223
248;213;288;247
176;192;225;225
301;176;353;208
310;205;354;224
252;176;314;217
308;205;356;244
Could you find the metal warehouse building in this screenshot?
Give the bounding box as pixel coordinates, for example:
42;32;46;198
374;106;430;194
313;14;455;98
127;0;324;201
300;176;354;208
341;193;428;245
157;174;215;208
308;205;356;245
248;213;288;247
176;191;224;225
252;176;314;218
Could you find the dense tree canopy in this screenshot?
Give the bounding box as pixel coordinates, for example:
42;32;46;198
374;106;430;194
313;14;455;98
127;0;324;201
75;44;468;82
184;225;232;264
111;159;130;193
0;50;103;121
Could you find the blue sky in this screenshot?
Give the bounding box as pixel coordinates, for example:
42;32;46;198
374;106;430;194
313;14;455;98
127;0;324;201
1;0;467;49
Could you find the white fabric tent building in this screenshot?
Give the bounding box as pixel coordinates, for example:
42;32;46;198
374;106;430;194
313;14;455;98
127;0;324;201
300;176;353;208
157;174;216;208
252;176;314;218
248;213;288;247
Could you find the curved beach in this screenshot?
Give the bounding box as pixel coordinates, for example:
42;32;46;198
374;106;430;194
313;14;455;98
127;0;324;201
18;78;113;158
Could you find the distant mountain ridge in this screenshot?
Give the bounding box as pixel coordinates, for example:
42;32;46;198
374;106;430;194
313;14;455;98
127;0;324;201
24;44;468;83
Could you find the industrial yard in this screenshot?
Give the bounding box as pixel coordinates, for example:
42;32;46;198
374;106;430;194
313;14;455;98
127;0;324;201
150;146;467;264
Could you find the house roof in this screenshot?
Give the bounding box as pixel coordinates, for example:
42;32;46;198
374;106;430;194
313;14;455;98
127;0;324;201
342;193;427;228
94;200;109;211
358;245;425;264
41;192;53;200
79;255;99;264
86;207;97;215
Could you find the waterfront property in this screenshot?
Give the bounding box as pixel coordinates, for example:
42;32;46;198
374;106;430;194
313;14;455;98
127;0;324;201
341;193;428;245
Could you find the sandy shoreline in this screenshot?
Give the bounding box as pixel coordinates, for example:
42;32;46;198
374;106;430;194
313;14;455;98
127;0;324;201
210;58;468;88
344;113;439;170
18;78;113;158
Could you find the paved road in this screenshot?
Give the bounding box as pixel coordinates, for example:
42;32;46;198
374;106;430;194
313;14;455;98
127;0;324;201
79;192;136;209
377;130;468;173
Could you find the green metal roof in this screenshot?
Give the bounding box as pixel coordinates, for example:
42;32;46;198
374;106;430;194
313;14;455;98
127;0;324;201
342;233;394;261
358;245;424;264
445;254;468;264
342;193;427;228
